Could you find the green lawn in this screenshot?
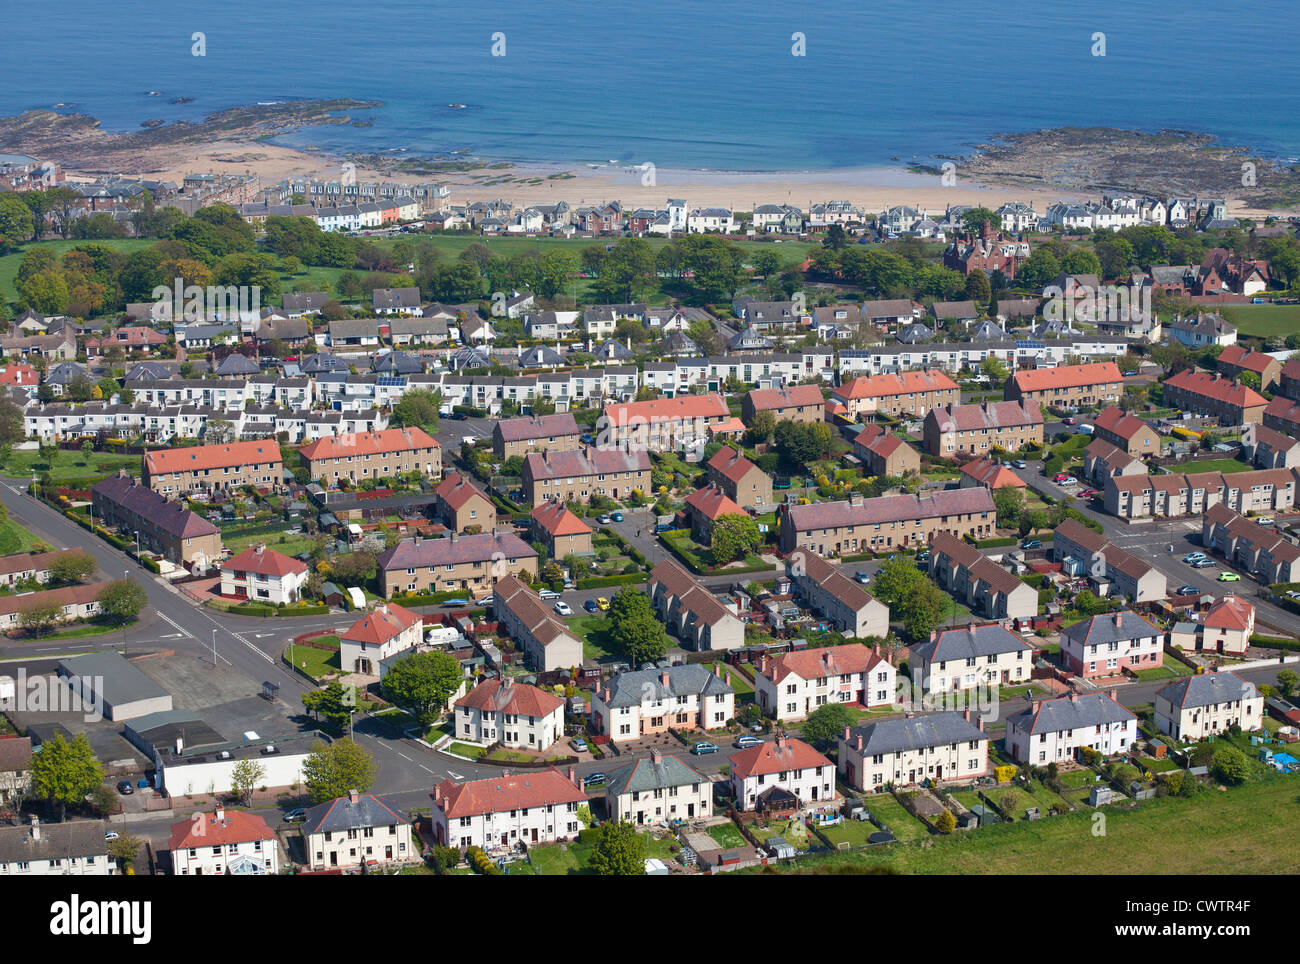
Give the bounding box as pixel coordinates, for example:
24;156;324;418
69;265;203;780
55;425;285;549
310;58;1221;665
706;822;748;850
287;636;340;681
0;448;140;483
857;793;930;842
819;817;884;847
1219;303;1300;339
749;775;1300;875
1179;458;1255;475
565;613;617;662
0;518;45;555
516;831;675;875
718;664;753;696
1133;661;1194;681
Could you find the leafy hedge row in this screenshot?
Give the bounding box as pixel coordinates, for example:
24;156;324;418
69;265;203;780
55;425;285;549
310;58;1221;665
576;573;645;590
230;603;331;618
1249;634;1300;652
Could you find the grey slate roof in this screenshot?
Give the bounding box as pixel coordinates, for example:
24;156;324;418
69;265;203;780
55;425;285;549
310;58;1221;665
1061;610;1160;648
0;820;107;864
601;664;734;709
604;753;709;796
1157;672;1258;710
1005;692;1135;735
910;623;1034;665
302;792;406;835
215;353;260;376
848;712;986;756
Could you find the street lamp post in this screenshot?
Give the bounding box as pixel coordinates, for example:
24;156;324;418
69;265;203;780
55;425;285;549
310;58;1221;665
211;629;217;668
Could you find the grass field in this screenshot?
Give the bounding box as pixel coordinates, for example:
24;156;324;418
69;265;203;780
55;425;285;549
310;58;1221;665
287;636;340;681
0;518;45;555
1219;304;1300;339
1180;458;1256;475
565;613;617;662
512;832;677;875
857;793;930;842
706;822;748;850
0;449;140;483
753;775;1300;875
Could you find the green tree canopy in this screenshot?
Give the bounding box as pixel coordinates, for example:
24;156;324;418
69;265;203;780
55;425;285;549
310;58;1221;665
710;513;761;565
588;820;647;875
302;738;377;804
800;702;855;746
96;579;147;624
607;588;670;666
31;733;103;811
380;650;465;724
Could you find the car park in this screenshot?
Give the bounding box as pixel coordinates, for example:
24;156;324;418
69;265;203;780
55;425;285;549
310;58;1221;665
691;741;719;755
1218;572;1241;582
734;735;763;749
584;599;599;613
569;737;589;752
553;601;573;616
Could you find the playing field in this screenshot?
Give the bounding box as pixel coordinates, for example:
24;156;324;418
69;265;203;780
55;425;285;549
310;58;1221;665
1219;304;1300;339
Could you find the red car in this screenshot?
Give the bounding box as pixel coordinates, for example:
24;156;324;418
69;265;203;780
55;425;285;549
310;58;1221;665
1054;473;1070;483
1062;416;1076;425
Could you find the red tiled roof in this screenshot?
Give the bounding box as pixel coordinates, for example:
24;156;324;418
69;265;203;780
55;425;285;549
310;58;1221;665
684;484;746;521
433;767;586;819
929;400;1042;432
340;603;422;645
1165;369;1267;408
168;809;276;850
760;644;885;685
435;471;490;512
1011;362;1121;393
709;416;747;436
530;499;592;537
959;457;1026;489
1266;395;1300;426
145;440;282;476
833;369;957;401
1217;345;1275;376
0;365;37;386
707;446;759;486
1204;595;1253;631
603;393;729;426
524;445;651;481
221;545;307;578
0;581;112;617
455;678;563;717
745;384;824;412
727;737;832;778
1093;406;1155;441
300;427;440;461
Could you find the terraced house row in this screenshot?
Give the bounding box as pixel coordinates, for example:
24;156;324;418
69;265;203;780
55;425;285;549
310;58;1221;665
922;399;1044;457
1103;467;1299;520
777;487;996;556
1201;504;1300;585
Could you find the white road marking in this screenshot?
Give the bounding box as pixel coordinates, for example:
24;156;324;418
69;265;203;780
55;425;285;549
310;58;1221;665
419;764;436;774
156;612;194;639
397;751;412;761
447;770;463;779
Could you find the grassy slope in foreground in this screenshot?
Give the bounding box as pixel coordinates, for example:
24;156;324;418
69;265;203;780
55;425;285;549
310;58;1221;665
745;777;1300;875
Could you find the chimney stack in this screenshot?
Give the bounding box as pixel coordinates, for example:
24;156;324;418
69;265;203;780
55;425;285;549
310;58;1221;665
650;748;661;765
1114;611;1122;627
964;709;971;721
349;788;359;804
568;766;577;786
661;672;670;688
215;806;226;823
843;726;851;741
1030;700;1041;714
1109;688;1118;702
29;816;39;841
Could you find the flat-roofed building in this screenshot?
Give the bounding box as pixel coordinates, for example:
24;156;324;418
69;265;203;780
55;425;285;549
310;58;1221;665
56;651;173;721
142;439;283;496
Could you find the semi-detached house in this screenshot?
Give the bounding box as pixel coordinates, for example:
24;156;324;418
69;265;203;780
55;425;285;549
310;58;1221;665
1060;609;1164;677
1004;362;1123;408
786;549;890;639
590;663;736;745
927;533;1038;621
909;622;1034;695
729;736;836;811
454;679;565;751
430;767;587;851
376;532;537;598
646;559;746;652
753;643;895;722
838;711;989;790
490;573;583;672
142;439;283;496
1053;518;1168;602
1154;672;1263;742
1004;691;1136;764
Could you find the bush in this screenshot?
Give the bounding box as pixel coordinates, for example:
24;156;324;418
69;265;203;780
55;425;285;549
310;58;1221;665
465;845;503;875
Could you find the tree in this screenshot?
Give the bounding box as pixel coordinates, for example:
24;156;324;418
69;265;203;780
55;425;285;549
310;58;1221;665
960;208;1001;235
980;355;1008;384
607;588;670;667
588;820;646;875
107;831;144;864
301;681;356;731
380;650;464;724
205;418;237;445
744;409;776;445
1239;371;1261;391
0;397;22;447
710;513;761;564
30;733;103;814
800;702;855;747
19;602;63;636
870;557;925;608
897;579;948;643
302;738;377;804
822;224;847;251
934;809;957;834
97;579;147;624
1276;669;1298;698
964;268;991;304
79;439;94;465
0;195;35;253
993;486;1025;530
391;388;442;432
230;759;266;807
49;550;97;585
773;420;832;469
1210;746;1249;786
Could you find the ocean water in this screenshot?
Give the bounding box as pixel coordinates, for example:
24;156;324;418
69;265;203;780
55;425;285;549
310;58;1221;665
3;0;1299;171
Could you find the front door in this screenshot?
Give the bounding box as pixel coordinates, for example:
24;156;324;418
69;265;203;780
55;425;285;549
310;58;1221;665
531;828;538;842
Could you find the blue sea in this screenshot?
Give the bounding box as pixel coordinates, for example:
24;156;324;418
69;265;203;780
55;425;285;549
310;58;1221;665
4;0;1300;171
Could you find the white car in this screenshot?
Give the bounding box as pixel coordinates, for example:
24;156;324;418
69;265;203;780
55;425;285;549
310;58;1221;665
553;601;573;616
1059;476;1078;486
104;831;120;841
538;589;560;600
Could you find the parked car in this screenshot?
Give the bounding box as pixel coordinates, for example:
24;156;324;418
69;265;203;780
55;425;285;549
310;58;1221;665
734;736;763;749
104;831;120;841
580;433;595;444
654;523;674;533
596;597;610;611
538;589;560;600
690;741;719;755
1054;473;1070;483
1012;460;1027;469
1059;476;1078;486
914;550;931;564
1183;552;1207;562
441;598;470;608
553;601;573;616
583;772;607;787
569;737;589;752
1258;517;1275;527
1062;416;1076;425
1021;539;1043;550
445;411;468;420
284;808;306;823
610;512;624;522
1218;572;1241;582
583;599;599;613
116;780;134;795
596;514;612;524
1192;559;1216;569
1123;370;1139;377
1176;585;1201;596
855;571;871;584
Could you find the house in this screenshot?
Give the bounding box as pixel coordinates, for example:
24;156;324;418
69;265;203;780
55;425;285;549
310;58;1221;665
922;400;1044;457
602;393;730;452
1093;407;1161;456
838;711;988;790
687;207;735;233
681;484;747;543
433;472;496;533
604;749;712;825
930;300;980;325
0;549;95;588
786;550;891;639
860;299;917;331
591;663;735;744
84;326;167;357
430;767;587;850
753;643;894;722
1154;672;1263;742
831;369;960;420
300;428;442;487
851;423;921;477
729;737;837;811
91;472;222;568
1216;345;1282;393
302;790;413;871
1201;594;1255;656
909;623;1035;695
943;225;1030;279
490;573;582;672
1161;370;1267;426
0;818;110;876
372;287;423;316
1005;362;1123;408
377;532;537;598
778;488;996;555
1082;437;1144;486
1004;691;1136;764
740;384;824;426
219;544;309;604
143;439;283;497
1244;424;1300;470
1060;610;1164;678
454;678;564;751
705;446;772;509
530;499;594;558
727;325;774;352
645;560;746;652
958;456;1027;490
1265;395;1300;437
1169;314;1236;349
168;807;279;875
927;533;1038;621
0;738;32;805
522;445;652;505
1103;467;1296;521
1053;518;1168;602
282;291;330;317
492;413;582;460
339;603;424;676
